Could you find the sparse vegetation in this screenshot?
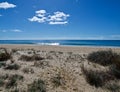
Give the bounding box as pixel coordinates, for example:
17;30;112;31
6;74;23;89
34;60;49;68
0;48;11;61
27;79;46;92
110;65;120;79
0;62;6;68
87;50;118;66
0;74;23;89
51;73;65;88
105;81;120;92
4;63;20;70
22;67;34;74
81;66;114;87
19;55;44;61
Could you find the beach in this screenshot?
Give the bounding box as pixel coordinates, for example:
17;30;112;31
0;45;120;92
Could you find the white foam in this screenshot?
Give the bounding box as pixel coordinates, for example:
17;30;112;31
36;43;60;46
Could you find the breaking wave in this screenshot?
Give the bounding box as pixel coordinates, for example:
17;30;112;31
36;42;60;46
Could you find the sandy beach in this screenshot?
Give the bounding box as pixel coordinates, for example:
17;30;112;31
0;44;120;92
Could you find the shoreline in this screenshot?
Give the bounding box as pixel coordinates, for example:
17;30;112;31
0;44;120;53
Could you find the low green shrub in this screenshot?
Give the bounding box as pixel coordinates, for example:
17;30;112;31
110;65;120;79
4;64;20;70
51;74;65;88
0;62;6;68
0;48;11;61
28;79;46;92
22;67;34;74
19;55;44;61
105;81;120;92
6;74;23;89
87;50;118;66
81;66;114;87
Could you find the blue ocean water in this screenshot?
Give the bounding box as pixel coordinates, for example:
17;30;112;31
0;40;120;47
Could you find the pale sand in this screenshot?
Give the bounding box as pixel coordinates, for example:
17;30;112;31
0;44;120;53
0;44;120;92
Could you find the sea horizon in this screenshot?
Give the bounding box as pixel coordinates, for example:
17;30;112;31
0;40;120;47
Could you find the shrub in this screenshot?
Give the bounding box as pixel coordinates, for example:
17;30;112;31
0;78;4;87
19;55;44;61
27;79;46;92
34;60;49;68
51;74;65;88
6;74;23;89
81;66;114;87
0;48;11;61
0;62;6;68
22;67;34;74
110;65;120;79
4;63;20;70
105;81;120;92
87;50;118;66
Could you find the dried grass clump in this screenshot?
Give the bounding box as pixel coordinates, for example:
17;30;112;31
19;55;44;61
81;66;114;87
0;48;11;61
87;50;118;66
27;79;46;92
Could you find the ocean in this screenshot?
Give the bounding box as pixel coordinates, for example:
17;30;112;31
0;40;120;47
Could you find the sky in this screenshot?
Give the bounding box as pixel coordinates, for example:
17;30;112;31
0;0;120;40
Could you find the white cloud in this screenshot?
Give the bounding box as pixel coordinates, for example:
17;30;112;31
11;29;22;32
48;11;69;25
0;29;22;33
0;2;16;9
28;16;46;23
28;10;70;25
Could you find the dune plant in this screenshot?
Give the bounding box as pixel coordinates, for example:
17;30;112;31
0;48;11;61
4;63;20;70
81;66;114;87
51;74;65;88
27;79;46;92
19;55;44;61
87;50;118;66
5;74;23;89
105;81;120;92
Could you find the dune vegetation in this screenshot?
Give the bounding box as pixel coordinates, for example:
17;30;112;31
0;47;120;92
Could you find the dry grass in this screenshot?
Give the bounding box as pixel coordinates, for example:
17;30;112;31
19;55;44;61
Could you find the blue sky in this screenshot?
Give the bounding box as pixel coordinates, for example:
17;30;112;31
0;0;120;40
